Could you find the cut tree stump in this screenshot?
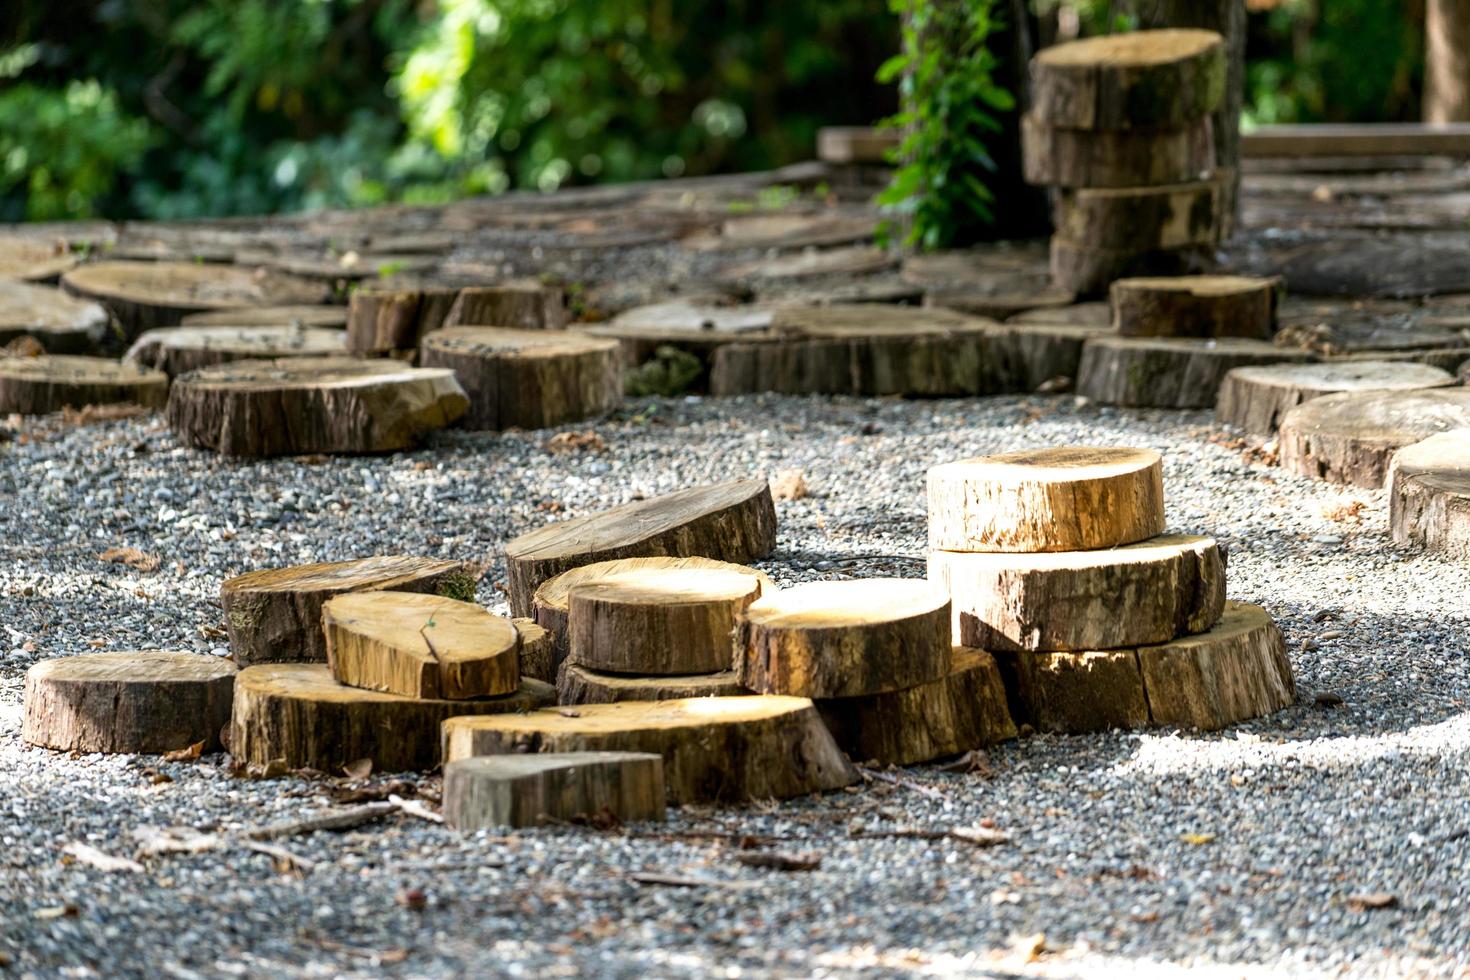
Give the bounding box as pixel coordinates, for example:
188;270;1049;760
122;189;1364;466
568;564;764;676
0;237;78;282
22;652;236;754
166;357;468;456
1029;29;1226;131
1111;275;1282;340
1389;431;1470;558
124;325;346;377
0;281;110;353
815;648;1017;766
994;601;1294;733
928;534;1225;652
1050;238;1215;297
345;287;458;354
441;696;857;804
512;618;555;683
0;356;168;415
231;664;554;773
443;752;666;830
442;282;569;331
734;579;951;698
61;261;326;336
1278;389;1470;488
709;303;995;397
1008;302;1112;327
418;327;622;431
221;556;481;666
1217;361;1458;435
1053;179;1224;251
180;305;348;329
1075;336;1313;408
505;479;777;618
533;557;775;676
1021;114;1216;188
927;446;1164;553
975;320;1114;393
557;663;749;704
322;592;519;700
584;301;775;367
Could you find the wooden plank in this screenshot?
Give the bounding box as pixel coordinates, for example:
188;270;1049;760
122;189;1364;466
1242;124;1470;159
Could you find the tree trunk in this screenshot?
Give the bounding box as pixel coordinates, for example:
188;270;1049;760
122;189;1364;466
1426;0;1470;122
1127;0;1245;234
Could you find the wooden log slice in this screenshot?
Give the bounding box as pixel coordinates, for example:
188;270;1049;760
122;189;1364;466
900;244;1051;287
928;534;1224;653
1278;389;1470;488
1327;349;1470;375
0;237;78;282
975;321;1114;393
180;305;348;329
231;664;555;773
124;325;346;377
1021;114;1216;189
568;565;764;676
505;479;777;618
221;556;481;666
346;287;458;354
557;663;749;705
815;648;1017;767
584;301;775;367
167;357;468;456
1053;179;1223;251
1075;336;1313;409
1029;29;1227;131
418;327;622;431
716;246;898;285
735;579;951;698
994;602;1294;733
927;446;1164;553
513;618;555;683
923;282;1077;321
322;592;519;700
23;652;236;754
0;281;111;354
1008;302;1112;327
61;261;327;336
1050;238;1216;297
533;557;776;676
0;356;168;415
441;696;857;804
1389;431;1470;558
1217;361;1457;436
1111;275;1282;340
442;282;569;331
444;752;666;830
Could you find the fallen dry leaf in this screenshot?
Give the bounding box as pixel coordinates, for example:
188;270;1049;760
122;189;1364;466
1322;499;1365;523
33;904;79;920
341;758;373;781
1014;932;1047;962
98;547;161;573
161;741;205;763
1347;892;1398;911
62;842;142;874
396;887;428;911
1179;832;1217;846
544;430;607;454
770;468;809;501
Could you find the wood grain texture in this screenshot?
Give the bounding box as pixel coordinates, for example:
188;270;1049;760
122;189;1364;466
221;556;481;666
929;534;1225;652
1110;275;1282;340
323;592;519;700
23;652;236;754
0;355;168;415
1076;336;1312;408
1217;361;1457;436
556;663;749;704
61;261;326;336
442;696;856;804
231;663;554;773
345;287;457;354
1022;113;1215;188
441;282;568;331
735;579;952;698
124;325;346;377
816;648;1016;766
927;446;1164;553
443;752;665;830
512;618;555;683
1389;430;1470;557
1278;389;1470;488
1049;238;1217;298
1053;179;1223;251
505;479;777;618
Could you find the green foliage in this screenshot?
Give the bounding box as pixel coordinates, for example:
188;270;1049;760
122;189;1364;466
625;346;705;398
876;0;1014;250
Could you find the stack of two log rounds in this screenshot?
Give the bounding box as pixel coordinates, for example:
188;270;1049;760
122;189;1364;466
926;446;1293;732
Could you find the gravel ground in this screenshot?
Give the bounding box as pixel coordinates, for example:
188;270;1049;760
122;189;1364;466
2;392;1468;979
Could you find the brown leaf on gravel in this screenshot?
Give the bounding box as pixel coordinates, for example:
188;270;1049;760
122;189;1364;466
544;430;606;454
1014;933;1047;962
937;749;993;776
1347;892;1398;911
396;888;428;911
161;741;204;763
98;547;161;573
341;758;373;781
770;468;809;501
1322;499;1365;523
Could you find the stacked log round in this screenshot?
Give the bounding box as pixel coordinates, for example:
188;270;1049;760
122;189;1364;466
1278;388;1470;488
1389;430;1470;558
0;355;168;415
124;324;347;377
1023;30;1228;296
166;356;468;456
418;327;623;431
557;664;748;705
0;281;110;353
1076;336;1313;409
444;753;666;830
1111;276;1282;340
1217;361;1458;436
